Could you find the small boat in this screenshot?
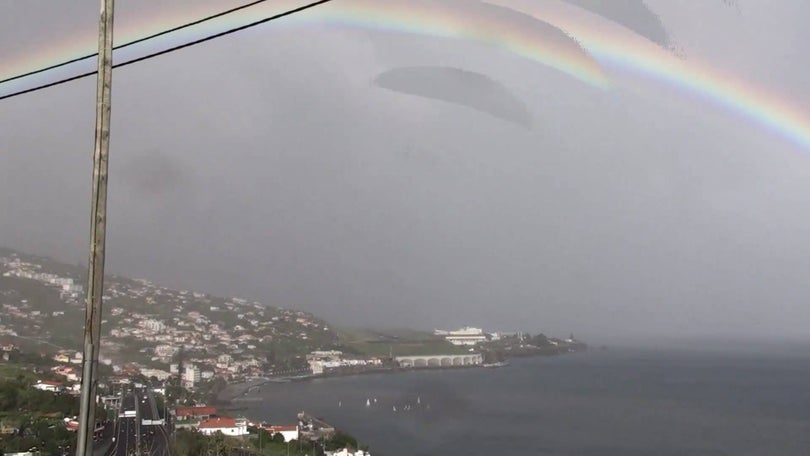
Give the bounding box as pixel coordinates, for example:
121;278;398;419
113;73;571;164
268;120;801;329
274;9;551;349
393;406;397;412
365;398;371;407
417;396;421;405
482;361;510;368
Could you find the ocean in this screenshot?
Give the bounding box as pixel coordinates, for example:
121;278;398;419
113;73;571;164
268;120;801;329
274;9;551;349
237;347;810;455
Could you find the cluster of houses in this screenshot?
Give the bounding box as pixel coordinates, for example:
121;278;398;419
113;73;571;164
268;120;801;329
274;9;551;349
173;406;299;441
99;278;333;369
1;251;340;389
28;358;90;395
306;351;385;375
28;381;105;436
1;256;84;300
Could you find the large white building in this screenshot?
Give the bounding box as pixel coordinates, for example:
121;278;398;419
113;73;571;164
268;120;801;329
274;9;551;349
182;364;200;388
198;417;248;436
434;327;489;346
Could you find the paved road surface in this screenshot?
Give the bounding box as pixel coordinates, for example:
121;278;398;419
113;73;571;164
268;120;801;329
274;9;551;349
104;390;170;456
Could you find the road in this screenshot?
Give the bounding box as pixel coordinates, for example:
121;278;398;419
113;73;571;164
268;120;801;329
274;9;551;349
145;389;171;456
104;390;170;456
105;393;136;456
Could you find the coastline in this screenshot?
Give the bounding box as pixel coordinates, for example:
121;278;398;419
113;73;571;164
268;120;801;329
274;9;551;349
215;345;587;406
215;377;273;404
216;364;488;406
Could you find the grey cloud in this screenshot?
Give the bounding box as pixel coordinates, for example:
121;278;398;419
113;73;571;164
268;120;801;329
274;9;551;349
374;66;532;128
119;150;187;197
560;0;671;47
2;1;810;343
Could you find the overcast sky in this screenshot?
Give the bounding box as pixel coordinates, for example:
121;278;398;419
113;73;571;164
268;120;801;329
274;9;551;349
2;1;810;342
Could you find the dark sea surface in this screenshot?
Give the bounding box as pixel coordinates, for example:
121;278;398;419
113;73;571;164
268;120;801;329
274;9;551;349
237;348;810;455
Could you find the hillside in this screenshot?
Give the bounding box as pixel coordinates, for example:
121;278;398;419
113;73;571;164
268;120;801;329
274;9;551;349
0;247;339;377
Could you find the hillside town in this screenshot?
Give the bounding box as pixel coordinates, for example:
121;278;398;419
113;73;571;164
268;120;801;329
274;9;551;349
1;249;342;385
0;247;584;455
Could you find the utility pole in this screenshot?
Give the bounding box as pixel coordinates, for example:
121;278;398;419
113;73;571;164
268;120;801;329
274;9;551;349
76;0;115;455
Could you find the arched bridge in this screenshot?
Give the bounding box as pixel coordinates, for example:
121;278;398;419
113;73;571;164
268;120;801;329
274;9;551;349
395;353;483;368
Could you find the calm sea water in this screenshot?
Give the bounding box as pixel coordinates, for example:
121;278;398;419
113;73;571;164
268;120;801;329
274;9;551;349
238;348;810;455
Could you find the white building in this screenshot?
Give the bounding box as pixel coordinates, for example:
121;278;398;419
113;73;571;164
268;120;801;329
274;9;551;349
33;380;63;392
434;327;488;346
140;368;172;381
262;425;299;442
326;449;371;456
198;417;248;436
141;319;166;333
182;364;200;388
155;345;178;358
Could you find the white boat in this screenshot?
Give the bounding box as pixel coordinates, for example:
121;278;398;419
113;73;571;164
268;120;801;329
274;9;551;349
366;398;371;407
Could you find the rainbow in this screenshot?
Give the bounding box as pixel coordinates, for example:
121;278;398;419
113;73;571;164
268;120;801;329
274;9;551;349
0;0;608;93
490;0;810;151
2;0;809;151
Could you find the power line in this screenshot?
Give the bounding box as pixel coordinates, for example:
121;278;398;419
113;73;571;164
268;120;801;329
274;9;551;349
0;0;334;102
0;0;268;86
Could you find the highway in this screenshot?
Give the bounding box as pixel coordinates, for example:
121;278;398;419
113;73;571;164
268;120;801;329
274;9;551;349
104;390;170;456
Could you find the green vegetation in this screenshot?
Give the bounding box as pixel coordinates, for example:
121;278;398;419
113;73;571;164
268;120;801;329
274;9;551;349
0;355;112;455
172;428;330;456
248;429;317;456
0;372;78;454
0;364;30;381
0;379;79;418
0;417;76;455
337;327;469;357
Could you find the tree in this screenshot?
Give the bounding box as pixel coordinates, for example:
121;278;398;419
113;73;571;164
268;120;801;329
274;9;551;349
531;333;549;346
251;429;273;450
172;429;208;456
325;431;358;451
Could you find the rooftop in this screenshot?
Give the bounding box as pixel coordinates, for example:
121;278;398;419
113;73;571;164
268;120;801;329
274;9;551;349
199;417;242;429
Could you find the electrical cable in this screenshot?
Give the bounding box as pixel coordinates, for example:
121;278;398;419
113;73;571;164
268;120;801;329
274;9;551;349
0;0;269;86
0;0;334;102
